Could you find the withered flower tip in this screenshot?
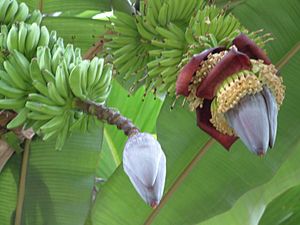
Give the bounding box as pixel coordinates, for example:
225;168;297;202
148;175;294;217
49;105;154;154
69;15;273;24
123;132;166;208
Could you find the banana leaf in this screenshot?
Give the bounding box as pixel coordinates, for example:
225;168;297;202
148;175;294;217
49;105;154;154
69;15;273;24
90;0;300;224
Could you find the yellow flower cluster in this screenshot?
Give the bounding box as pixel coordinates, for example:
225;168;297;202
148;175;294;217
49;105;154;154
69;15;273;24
187;51;227;110
210;60;285;135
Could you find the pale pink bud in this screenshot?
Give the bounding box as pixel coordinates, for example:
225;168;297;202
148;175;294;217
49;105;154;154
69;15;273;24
123;133;166;208
225;87;278;155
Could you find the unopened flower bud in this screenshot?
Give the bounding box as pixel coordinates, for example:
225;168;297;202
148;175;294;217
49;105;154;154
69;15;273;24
123;132;166;208
262;86;278;148
225;87;278;155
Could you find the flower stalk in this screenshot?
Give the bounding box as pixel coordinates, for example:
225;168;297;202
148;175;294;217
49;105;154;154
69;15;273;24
75;99;167;207
74;99;139;137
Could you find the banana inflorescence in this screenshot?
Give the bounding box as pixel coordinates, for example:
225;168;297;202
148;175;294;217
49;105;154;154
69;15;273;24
0;1;112;149
105;0;271;96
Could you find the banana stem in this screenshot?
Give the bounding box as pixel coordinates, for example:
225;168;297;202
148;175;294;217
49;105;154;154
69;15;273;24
14;139;31;225
75;99;140;137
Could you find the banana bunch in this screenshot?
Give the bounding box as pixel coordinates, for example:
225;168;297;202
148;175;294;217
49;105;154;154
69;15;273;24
69;58;112;103
105;11;152;88
0;1;113;149
182;6;265;63
24;44;112;149
105;0;204;94
0;0;42;26
1;44;112;149
106;0;266;96
3;22;50;59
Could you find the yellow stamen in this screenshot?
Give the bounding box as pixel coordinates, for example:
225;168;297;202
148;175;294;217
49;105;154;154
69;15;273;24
187;50;227;111
211;60;285;135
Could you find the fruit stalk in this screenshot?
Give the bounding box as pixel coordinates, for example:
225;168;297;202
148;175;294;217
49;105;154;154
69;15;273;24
75;99;139;137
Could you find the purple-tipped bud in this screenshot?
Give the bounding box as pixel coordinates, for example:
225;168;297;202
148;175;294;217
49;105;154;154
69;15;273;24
123;133;166;208
225;87;278;155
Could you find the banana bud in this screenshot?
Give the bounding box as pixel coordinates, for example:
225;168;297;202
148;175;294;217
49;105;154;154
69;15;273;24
225;87;278;155
123;132;166;208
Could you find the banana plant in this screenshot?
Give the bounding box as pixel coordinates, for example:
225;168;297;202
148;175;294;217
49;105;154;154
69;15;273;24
0;0;300;225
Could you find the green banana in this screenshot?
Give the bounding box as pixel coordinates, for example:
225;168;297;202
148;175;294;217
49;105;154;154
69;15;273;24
147;66;165;78
37;46;52;72
55;64;69;99
163;38;184;49
3;60;28;90
48;30;57;49
92;64;112;99
160;57;181;67
28;93;55;106
166;0;176;21
181;0;197;19
30;58;46;85
161;66;178;79
4;0;18;24
68;64;85;100
151;39;166;48
161;49;183;58
0;0;11;22
8;50;30;79
26;9;42;25
158;3;168;26
17;22;27;53
79;60;90;96
114;48;139;66
0;32;6;49
25;23;40;57
0;69;15;86
148;49;161;57
13;2;29;23
87;57;99;92
40;115;64;133
150;0;161;18
0;80;25;98
47;81;66;105
146;8;158;28
114;26;138;37
147;58;160;69
167;23;185;41
185;27;195;45
42;129;57;141
55;113;70;150
79;114;88;133
27;112;54;121
41;69;55;83
113;43;137;57
116;54;139;76
7;107;29;129
32;80;48;96
114;11;136;30
6;24;18;51
38;26;50;47
31;120;47;134
92;85;111;103
0;98;25;110
93;58;104;86
63;44;75;65
51;46;63;73
26;101;64;116
136;17;154;40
